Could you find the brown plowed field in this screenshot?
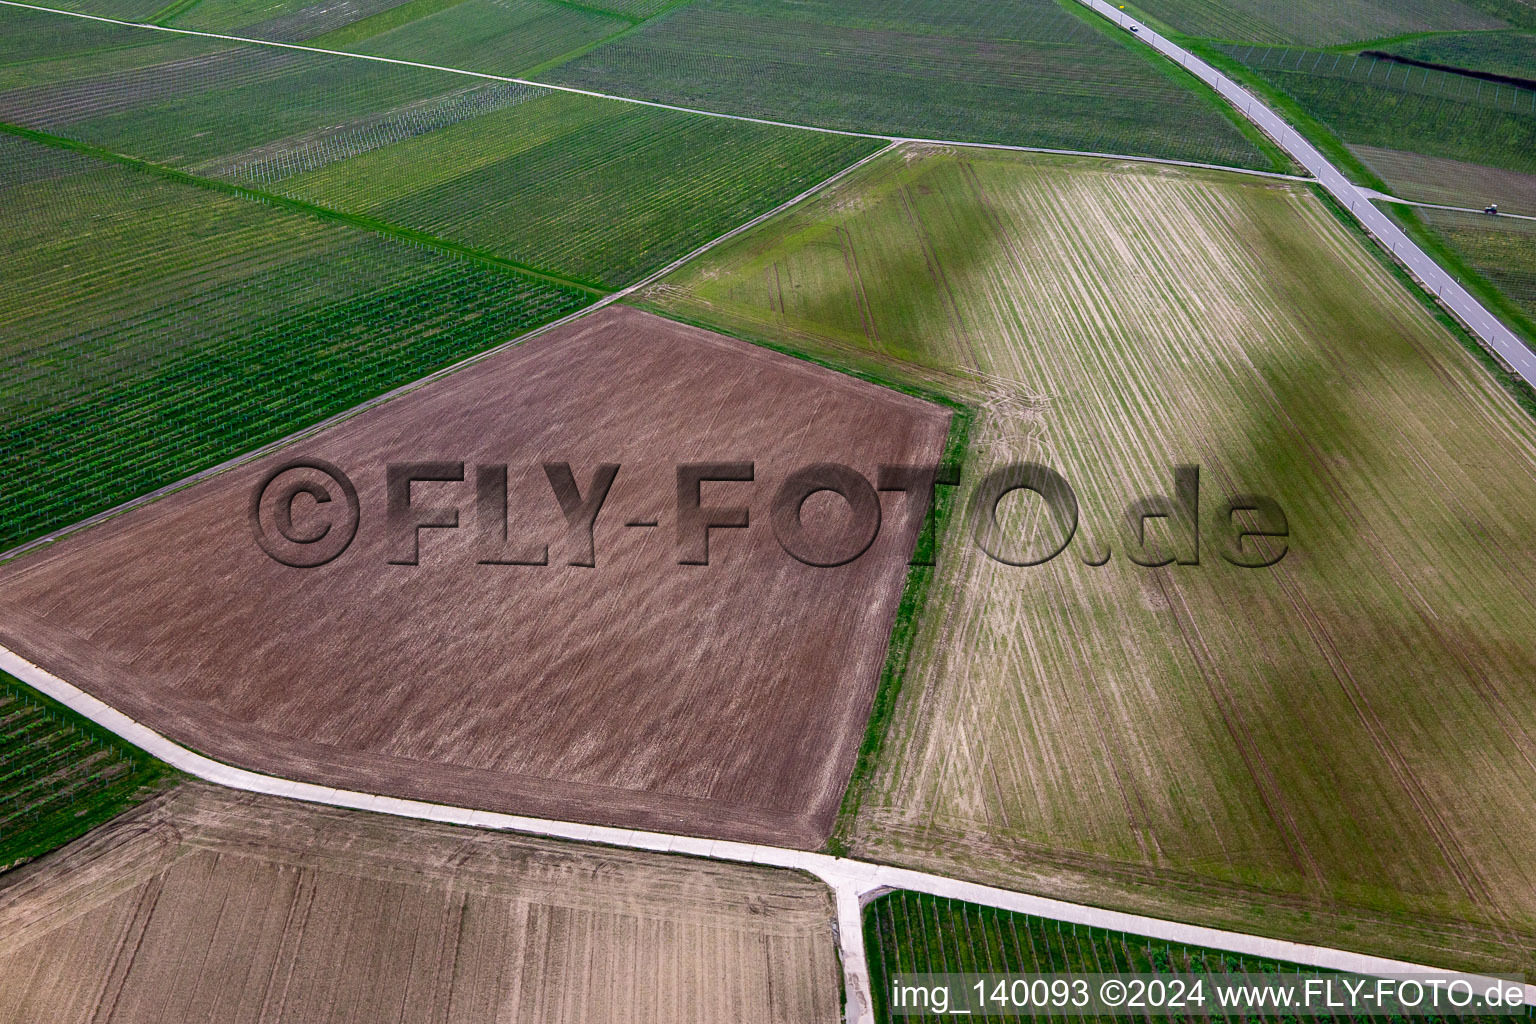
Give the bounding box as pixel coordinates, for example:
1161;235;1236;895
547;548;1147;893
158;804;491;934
0;306;949;847
0;783;842;1023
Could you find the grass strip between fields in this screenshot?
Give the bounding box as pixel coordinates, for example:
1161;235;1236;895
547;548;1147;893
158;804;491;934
622;303;975;859
826;404;970;857
0;670;177;874
0;121;610;296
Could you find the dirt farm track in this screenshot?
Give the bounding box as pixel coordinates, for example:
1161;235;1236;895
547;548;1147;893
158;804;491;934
0;306;950;848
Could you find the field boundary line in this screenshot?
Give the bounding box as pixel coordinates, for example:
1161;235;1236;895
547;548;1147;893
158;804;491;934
2;642;1531;1024
1071;0;1536;386
0;0;1309;183
0;139;897;566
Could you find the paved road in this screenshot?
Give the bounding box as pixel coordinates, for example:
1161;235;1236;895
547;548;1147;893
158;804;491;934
1075;0;1536;387
6;645;1531;1022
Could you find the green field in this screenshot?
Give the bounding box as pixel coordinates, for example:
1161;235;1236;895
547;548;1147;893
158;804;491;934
578;0;686;16
0;132;587;552
0;671;172;872
271;88;881;287
1124;0;1506;46
1382;30;1536;79
1354;146;1536;216
339;0;631;77
0;9;882;289
643;145;1536;973
543;0;1278;170
1421;207;1536;321
1223;45;1536;175
170;0;417;40
23;0;169;23
0;6;171;67
866;892;1534;1024
0;32;474;169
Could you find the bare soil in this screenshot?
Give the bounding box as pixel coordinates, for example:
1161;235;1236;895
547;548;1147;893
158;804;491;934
0;305;949;847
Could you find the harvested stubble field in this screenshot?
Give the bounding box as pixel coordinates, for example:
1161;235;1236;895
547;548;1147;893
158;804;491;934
0;783;842;1023
0;132;585;552
643;146;1536;971
544;0;1276;170
0;306;950;847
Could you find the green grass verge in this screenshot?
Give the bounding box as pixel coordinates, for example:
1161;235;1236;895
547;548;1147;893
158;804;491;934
0;671;177;874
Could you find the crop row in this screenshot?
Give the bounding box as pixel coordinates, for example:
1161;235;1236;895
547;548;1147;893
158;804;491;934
544;0;1273;168
0;136;587;551
173;0;417;41
210;81;541;184
344;0;630;78
864;892;1531;1024
1;17;887;288
0;675;168;871
1227;44;1536;173
0;35;465;168
275;90;883;286
1231;45;1536;114
1129;0;1504;47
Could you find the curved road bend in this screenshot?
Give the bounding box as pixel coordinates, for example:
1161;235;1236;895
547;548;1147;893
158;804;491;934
1075;0;1536;388
4;647;1531;1023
